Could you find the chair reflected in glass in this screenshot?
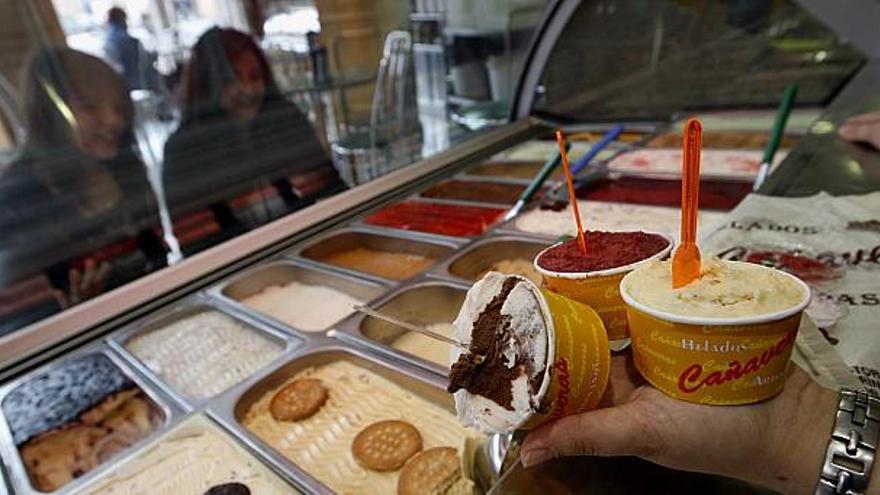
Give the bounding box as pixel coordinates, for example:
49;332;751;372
331;30;422;186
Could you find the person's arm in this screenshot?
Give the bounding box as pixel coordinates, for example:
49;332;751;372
521;355;878;494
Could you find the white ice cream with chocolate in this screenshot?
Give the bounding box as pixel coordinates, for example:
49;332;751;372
448;273;550;434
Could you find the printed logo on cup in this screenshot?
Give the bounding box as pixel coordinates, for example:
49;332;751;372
522;290;610;428
627;308;803;405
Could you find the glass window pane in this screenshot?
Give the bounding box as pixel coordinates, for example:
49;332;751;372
533;0;864;121
0;0;546;335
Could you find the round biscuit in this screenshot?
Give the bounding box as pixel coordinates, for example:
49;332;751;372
351;420;423;471
397;447;460;495
269;379;328;422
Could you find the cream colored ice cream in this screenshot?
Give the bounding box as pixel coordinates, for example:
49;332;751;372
319;247;436;280
242;281;363;332
515;200;726;242
390;322;454;365
483;258;542;285
242;360;481;494
82;415;295;494
622;258;809;319
126;311;282;400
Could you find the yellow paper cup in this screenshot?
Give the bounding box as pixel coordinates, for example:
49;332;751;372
535;232;673;341
521;287;611;429
620;269;811;405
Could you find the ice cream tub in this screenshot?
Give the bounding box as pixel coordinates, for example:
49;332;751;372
109;295;296;409
420;178;531;206
463;160;560;182
437;234;551;285
362;199;507;238
79;414;302;494
620;259;812;405
208;344;492;494
0;344;179;494
292;226;459;283
333;280;469;376
534;231;673;341
213;259;387;335
449;273;610;434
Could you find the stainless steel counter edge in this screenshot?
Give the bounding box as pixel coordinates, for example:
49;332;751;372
0;119;538;376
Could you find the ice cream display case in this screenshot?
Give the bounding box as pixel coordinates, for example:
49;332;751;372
1;0;879;494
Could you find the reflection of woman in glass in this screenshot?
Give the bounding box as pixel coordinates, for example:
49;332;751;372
0;48;165;328
163;27;343;240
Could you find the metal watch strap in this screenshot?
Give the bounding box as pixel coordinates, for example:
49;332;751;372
816;389;879;495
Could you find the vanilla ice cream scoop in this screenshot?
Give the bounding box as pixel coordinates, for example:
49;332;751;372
622;257;809;319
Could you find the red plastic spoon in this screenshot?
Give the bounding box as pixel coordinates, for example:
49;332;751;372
672;118;703;289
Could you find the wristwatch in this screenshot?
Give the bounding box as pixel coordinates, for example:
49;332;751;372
816;389;879;494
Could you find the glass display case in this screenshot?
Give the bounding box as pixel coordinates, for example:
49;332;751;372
0;0;878;493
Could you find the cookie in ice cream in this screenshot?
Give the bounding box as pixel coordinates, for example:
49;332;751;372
269;379;328;422
351;420;423;471
397;447;462;495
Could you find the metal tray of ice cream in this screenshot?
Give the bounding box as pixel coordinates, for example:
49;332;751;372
427;234;553;286
70;413;311;494
205;339;495;495
107;293;301;412
349;196;510;238
488;212;566;240
207;258;389;339
286;225;463;286
405;189;520;211
456;164;537;185
417;175;543;207
0;343;182;495
332;278;470;377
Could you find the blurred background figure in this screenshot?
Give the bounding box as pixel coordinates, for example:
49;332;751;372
104;6;159;91
839;111;880;150
163;27;344;249
0;47;166;331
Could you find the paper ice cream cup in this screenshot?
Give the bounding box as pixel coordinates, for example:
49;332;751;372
534;232;673;341
450;273;610;433
619;269;811;405
522;287;611;429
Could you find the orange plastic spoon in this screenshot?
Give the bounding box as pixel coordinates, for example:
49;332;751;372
672;118;703;288
556;130;587;254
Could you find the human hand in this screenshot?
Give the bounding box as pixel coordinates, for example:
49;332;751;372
65;259;111;307
521;354;839;494
838;111;880;150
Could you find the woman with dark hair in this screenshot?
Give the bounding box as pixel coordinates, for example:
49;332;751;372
163;27;343;241
0;47;165;330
